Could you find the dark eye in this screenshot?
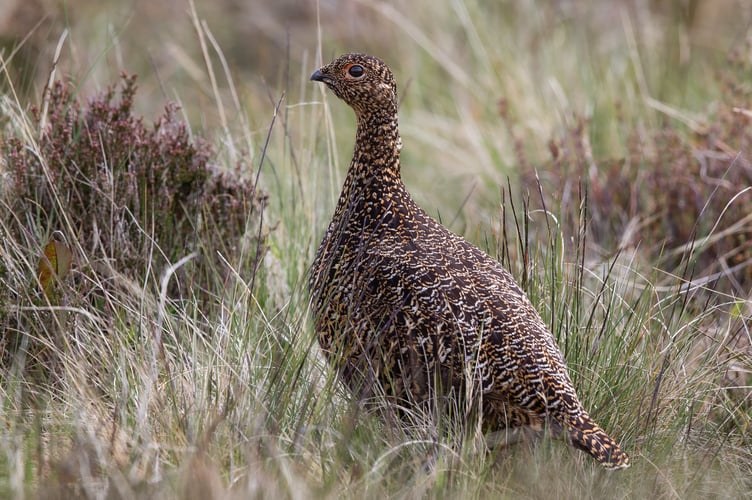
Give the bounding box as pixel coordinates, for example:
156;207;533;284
347;64;365;78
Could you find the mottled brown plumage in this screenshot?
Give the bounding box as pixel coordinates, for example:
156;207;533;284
309;53;629;469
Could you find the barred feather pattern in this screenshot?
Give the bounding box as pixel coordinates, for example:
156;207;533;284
309;53;629;469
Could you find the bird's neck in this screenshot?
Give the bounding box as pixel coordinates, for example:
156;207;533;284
351;113;402;185
331;113;406;228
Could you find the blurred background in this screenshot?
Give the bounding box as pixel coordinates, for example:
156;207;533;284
1;0;748;108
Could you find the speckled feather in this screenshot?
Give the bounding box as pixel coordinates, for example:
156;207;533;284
309;53;629;469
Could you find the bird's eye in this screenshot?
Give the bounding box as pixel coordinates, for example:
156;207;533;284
346;64;365;79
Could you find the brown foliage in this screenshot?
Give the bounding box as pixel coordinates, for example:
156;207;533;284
0;74;266;370
526;44;752;295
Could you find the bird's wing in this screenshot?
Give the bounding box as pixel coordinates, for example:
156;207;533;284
367;228;571;385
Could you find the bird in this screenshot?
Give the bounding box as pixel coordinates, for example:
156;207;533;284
309;53;630;469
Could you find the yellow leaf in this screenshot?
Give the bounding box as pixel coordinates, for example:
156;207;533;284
37;236;72;299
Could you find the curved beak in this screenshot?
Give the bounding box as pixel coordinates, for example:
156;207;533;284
310;69;330;83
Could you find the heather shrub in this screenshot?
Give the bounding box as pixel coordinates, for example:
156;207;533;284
527;40;752;297
0;75;266;369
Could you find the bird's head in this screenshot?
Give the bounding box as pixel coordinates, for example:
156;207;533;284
311;53;398;119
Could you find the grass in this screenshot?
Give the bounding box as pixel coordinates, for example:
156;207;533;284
1;0;751;498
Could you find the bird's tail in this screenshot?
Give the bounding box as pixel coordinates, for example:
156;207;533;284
567;413;630;469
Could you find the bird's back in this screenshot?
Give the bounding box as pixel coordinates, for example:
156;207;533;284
313;186;563;408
